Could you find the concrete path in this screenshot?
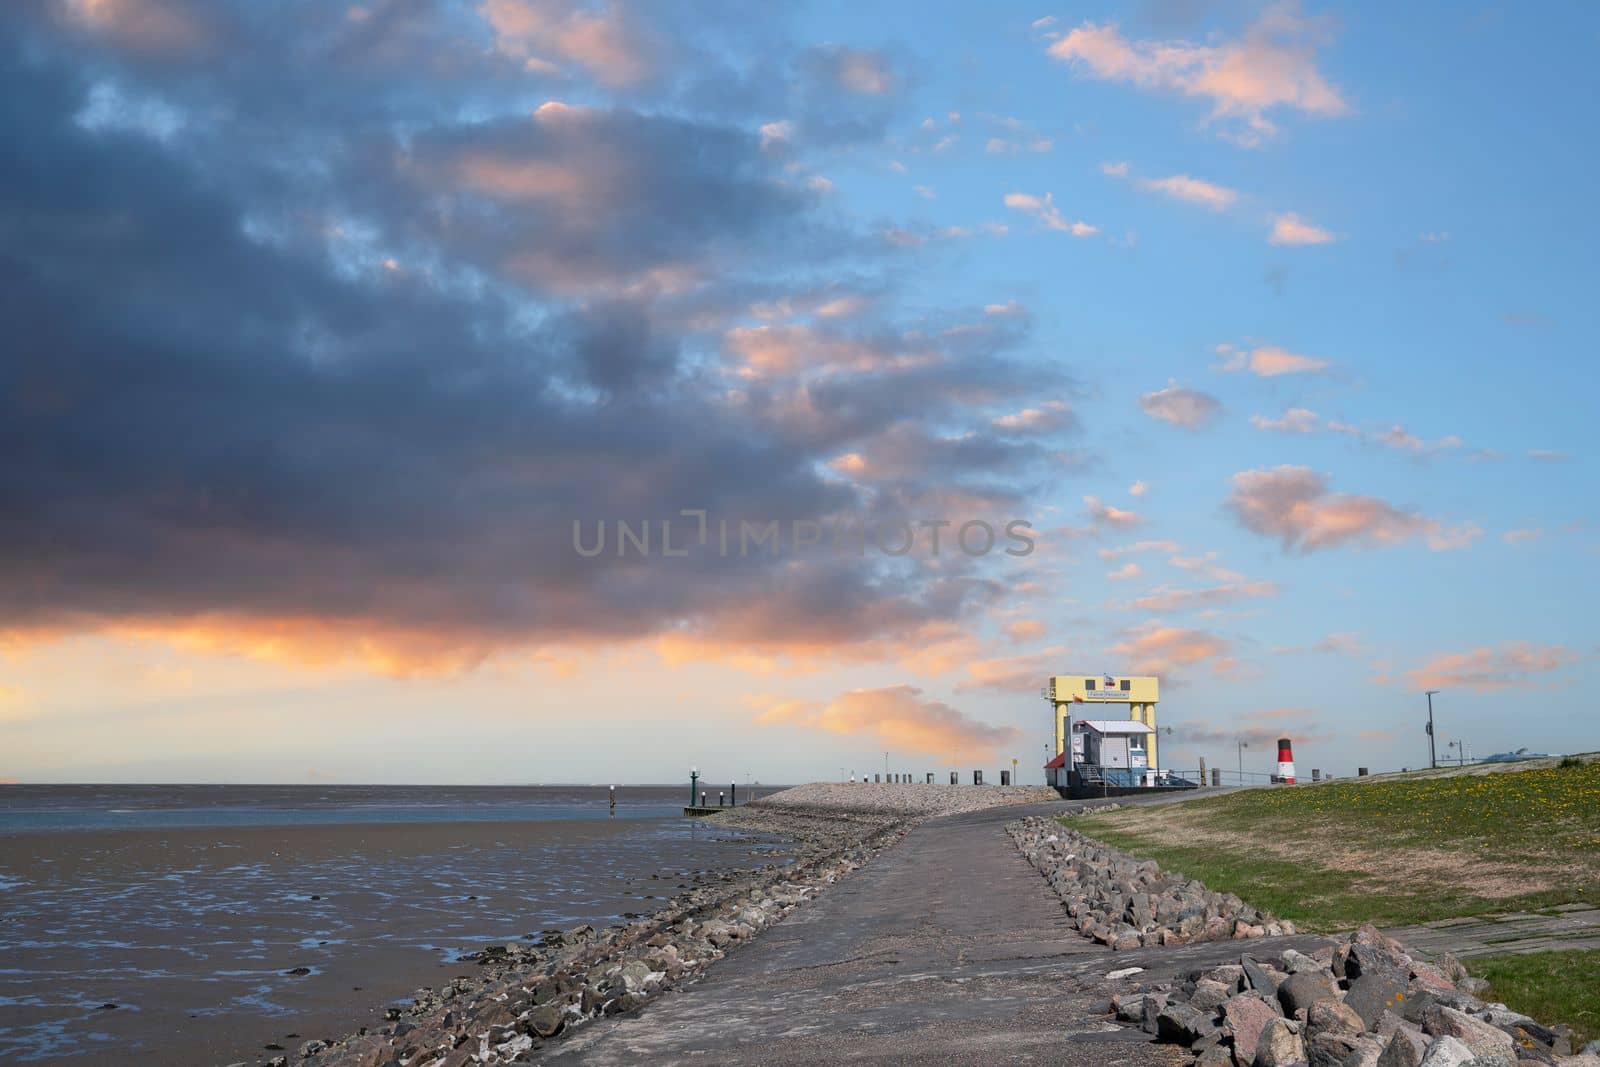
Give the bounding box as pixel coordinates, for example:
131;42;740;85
1386;903;1600;959
546;800;1328;1066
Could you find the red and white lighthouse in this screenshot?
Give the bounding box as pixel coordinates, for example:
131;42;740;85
1277;737;1297;784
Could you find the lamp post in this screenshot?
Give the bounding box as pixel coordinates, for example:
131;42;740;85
1238;740;1248;784
689;766;698;807
1425;690;1440;769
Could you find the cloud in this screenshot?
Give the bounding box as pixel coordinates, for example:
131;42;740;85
1097;540;1182;560
1405;642;1581;692
1113;622;1236;678
1217;343;1330;376
1128;581;1278;613
756;685;1022;755
1084;496;1143;529
478;0;657;87
1227;466;1480;552
1502;528;1542;545
1139;174;1239;211
62;0;219;56
1044;3;1348;144
1139;380;1223;429
992;400;1076;434
1106;562;1142;581
1128;480;1148;497
0;23;1054;678
1312;632;1365;656
1172;706;1330;747
1249;409;1467;455
1004;619;1046;642
1527;449;1571;463
1004;192;1098;236
1101;160;1130;177
1268;212;1334;245
958;646;1067;694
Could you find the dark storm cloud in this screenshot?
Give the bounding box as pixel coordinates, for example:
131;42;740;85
0;6;1070;669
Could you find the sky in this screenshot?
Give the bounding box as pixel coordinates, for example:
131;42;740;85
2;0;1597;785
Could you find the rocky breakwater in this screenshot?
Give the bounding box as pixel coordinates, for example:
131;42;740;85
288;803;910;1067
1108;924;1597;1067
286;784;1055;1067
1008;815;1296;949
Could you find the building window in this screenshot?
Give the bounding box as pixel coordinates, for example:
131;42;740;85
1120;679;1131;691
1084;678;1096;689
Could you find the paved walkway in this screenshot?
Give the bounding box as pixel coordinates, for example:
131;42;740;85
1386;904;1600;959
547;800;1328;1066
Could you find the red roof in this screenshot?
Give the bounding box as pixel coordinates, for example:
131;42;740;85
1044;752;1067;769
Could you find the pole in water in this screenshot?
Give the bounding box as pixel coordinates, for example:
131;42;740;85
609;784;615;816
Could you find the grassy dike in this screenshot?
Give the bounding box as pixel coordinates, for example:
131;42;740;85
1071;759;1600;929
1068;759;1600;1043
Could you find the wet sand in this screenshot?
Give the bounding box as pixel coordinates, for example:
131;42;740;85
0;817;786;1065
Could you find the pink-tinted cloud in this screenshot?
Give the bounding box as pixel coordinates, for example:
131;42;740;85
479;0;655;87
1502;528;1542;545
1084;495;1143;529
1227;466;1480;552
1139;380;1222;430
958;646;1067;694
1218;343;1330;376
1268;212;1334;245
755;685;1022;755
1003;192;1098;236
1045;4;1348;144
63;0;217;55
1106;562;1142;581
1406;642;1581;691
1129;581;1278;613
1140;174;1239;211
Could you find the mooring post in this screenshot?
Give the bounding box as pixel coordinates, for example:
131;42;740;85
689;768;698;807
609;784;615;816
949;770;957;785
973;769;983;785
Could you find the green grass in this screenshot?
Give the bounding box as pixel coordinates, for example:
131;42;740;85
1467;949;1600;1046
1066;761;1600;932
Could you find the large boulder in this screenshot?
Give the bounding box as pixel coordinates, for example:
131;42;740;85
1422;1006;1517;1067
1308;1031;1365;1067
1158;1002;1216;1046
1226;994;1285;1064
1256;1018;1309;1067
1306;1000;1366;1039
1193;979;1236;1012
1279;971;1341;1018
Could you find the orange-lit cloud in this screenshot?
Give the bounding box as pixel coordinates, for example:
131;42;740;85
1112;622;1236;678
1084;495;1142;529
958;645;1066;693
1045;5;1348;144
1405;642;1581;691
754;685;1022;756
1227;466;1480;552
1139;380;1222;429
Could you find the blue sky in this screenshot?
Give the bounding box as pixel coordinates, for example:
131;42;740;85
2;0;1595;784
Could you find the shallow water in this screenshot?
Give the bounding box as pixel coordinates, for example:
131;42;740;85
0;785;789;1065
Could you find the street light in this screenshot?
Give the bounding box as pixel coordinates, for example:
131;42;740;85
1238;740;1248;784
1425;690;1440;769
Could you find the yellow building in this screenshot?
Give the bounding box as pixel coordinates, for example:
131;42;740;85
1048;674;1160;772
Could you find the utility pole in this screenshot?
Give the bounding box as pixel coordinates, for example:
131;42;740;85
1425;690;1440;769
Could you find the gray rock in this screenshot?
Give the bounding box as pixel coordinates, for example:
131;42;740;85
1418;1037;1476;1067
1244;955;1282;994
1346;971;1413;1029
528;1001;565;1037
1193;978;1235;1012
1158;1002;1210;1045
1282;949;1325;974
1142;992;1170;1035
1309;1032;1364;1067
1343;1037;1384;1067
1423;1006;1517;1067
1458;976;1491;996
1256;1018;1308;1067
1279;971;1340;1017
1197;1045;1234;1067
1379;1029;1424;1067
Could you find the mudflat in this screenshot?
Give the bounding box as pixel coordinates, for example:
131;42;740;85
0;816;785;1066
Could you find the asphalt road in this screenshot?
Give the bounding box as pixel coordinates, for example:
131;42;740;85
546;797;1330;1065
